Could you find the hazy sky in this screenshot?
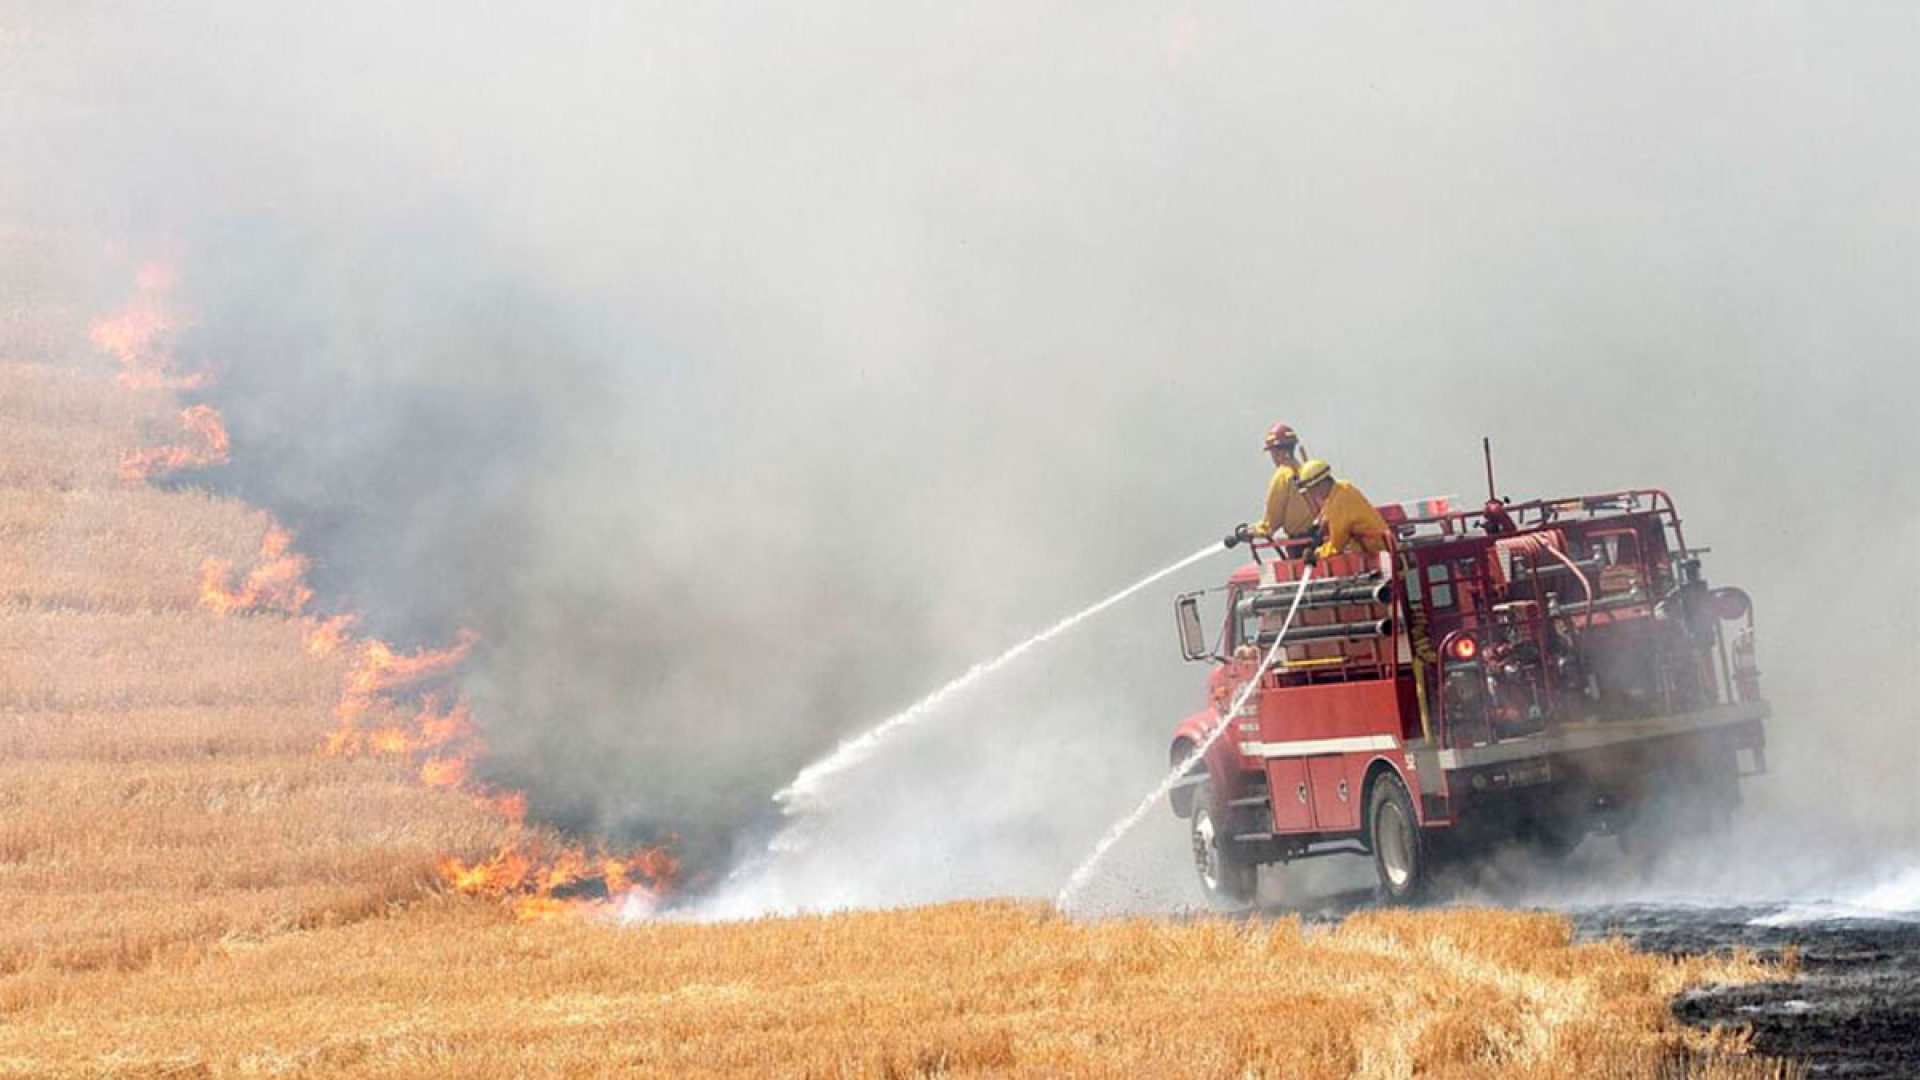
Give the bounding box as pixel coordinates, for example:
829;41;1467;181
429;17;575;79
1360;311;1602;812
5;1;1915;906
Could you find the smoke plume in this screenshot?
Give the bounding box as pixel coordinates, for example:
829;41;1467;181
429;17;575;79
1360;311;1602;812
4;1;1914;909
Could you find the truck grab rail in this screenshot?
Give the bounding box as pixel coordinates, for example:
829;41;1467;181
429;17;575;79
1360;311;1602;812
1396;488;1689;557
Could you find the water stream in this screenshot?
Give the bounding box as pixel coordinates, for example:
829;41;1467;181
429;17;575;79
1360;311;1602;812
693;543;1223;919
1054;563;1316;912
774;542;1221;810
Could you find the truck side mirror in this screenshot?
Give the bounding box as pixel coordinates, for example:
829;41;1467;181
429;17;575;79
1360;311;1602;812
1176;593;1210;662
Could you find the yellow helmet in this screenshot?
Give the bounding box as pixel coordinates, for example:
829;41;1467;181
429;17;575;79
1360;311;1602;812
1295;459;1335;490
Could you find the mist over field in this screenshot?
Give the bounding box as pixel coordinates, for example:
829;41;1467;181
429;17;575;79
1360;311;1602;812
4;1;1915;910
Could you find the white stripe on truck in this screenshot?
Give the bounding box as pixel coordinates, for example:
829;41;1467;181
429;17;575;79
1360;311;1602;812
1239;734;1400;759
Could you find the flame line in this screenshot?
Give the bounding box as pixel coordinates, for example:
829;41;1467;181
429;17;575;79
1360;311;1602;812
95;262;678;921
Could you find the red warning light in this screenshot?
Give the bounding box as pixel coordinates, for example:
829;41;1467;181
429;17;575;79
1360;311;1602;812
1449;636;1478;662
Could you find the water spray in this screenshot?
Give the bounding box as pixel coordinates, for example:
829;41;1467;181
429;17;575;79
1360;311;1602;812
774;542;1221;809
1054;561;1317;912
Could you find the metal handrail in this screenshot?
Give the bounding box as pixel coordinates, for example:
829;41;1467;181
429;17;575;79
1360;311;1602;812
1394;487;1689;557
1232;535;1401;687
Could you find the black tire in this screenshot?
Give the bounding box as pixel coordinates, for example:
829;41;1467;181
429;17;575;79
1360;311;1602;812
1368;772;1429;903
1189;778;1257;908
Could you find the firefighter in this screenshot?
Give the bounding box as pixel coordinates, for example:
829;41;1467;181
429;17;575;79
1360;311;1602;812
1295;459;1391;562
1225;422;1314;549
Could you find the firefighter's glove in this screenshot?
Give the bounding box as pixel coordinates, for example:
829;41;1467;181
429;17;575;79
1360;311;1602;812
1299;523;1325;566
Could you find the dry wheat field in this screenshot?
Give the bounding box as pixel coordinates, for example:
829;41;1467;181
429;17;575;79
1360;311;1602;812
0;288;1796;1078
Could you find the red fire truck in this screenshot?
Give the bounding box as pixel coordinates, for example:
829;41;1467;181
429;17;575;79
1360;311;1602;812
1169;486;1767;905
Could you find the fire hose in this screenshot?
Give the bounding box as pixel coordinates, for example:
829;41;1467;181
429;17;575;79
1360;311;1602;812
1504;532;1594;630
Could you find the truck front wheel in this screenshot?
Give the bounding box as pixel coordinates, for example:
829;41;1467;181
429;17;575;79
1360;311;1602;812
1190;779;1257;908
1369;772;1429;903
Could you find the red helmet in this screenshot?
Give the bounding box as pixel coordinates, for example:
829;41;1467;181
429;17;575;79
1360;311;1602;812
1263;423;1299;451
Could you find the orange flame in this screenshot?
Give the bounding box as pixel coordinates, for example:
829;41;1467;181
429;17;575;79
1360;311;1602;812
438;840;677;922
484;790;529;826
90;261;209;390
420;756;470;789
367;728;415;756
200;525;313;616
303;592;680;917
304;614;359;656
323;634;499;823
94;262;678;920
417;697;474;745
118;404;230;481
339;629;480;706
308;606;678;918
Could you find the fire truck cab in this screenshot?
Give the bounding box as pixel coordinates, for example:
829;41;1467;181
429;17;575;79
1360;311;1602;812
1169;489;1766;905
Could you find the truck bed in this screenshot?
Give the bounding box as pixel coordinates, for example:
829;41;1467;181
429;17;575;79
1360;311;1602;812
1411;700;1769;771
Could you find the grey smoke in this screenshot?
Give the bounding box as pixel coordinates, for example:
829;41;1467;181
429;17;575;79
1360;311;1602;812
4;1;1914;904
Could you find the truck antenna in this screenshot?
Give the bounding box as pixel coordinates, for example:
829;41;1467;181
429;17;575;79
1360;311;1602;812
1482;436;1498;502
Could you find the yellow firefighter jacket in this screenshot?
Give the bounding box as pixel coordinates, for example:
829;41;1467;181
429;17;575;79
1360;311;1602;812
1253;465;1315;539
1315;480;1391;558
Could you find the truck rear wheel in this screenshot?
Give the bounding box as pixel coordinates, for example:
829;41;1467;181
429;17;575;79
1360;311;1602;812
1368;772;1428;903
1190;779;1256;908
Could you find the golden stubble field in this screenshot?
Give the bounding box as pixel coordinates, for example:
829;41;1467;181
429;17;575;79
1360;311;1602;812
0;285;1797;1078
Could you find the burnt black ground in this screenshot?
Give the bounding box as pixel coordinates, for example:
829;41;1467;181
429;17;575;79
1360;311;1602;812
1247;887;1920;1077
1573;905;1920;1079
